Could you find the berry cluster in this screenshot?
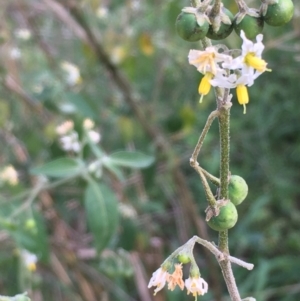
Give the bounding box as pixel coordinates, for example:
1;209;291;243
207;175;248;232
176;0;294;41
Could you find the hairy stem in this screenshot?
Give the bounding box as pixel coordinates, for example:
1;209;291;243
217;99;241;300
191;110;219;162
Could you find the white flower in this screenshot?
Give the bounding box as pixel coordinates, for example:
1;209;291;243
223;30;269;75
210;72;259;89
148;267;169;295
210;71;260;114
185;276;208;297
0;165;18;186
61;61;82;86
96;6;108;18
10;47;21;60
59;132;81;153
83;118;95;130
21;249;38;272
15;28;31;40
56;120;74;136
87;130;101;144
188;46;232;102
188;47;232;75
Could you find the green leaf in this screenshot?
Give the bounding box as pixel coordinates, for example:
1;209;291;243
84;180;119;253
108;151;155;169
31;157;83;178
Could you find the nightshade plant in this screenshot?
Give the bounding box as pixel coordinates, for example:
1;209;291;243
148;0;294;300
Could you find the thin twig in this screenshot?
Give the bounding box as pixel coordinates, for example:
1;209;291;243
191;110;220;163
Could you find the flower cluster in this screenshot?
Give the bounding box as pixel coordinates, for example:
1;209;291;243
188;31;270;113
56;119;101;153
56;120;81;153
60;61;82;86
148;264;208;299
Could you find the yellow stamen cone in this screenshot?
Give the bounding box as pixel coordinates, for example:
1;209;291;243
244;53;270;72
198;73;213;103
236;85;249;114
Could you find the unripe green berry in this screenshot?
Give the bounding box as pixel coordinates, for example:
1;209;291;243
228;175;248;206
207;202;238;231
264;0;294;27
176;12;209;42
177;252;191;264
206;7;234;40
234;14;264;40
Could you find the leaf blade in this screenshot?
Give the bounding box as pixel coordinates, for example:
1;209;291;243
84;180;119;253
30;157;83;178
108;151;154;169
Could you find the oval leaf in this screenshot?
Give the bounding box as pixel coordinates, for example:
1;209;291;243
108;151;154;169
84;180;119;253
31;157;83;178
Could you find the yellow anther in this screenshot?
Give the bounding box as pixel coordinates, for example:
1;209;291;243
244;52;269;72
198;72;213;102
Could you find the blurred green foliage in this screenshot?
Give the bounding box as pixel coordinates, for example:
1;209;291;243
0;0;300;300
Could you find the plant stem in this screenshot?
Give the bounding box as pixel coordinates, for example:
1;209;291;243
191;110;219;162
217;99;241;301
200;167;220;186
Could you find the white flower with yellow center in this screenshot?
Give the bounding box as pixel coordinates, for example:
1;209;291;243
148;267;169;295
188;47;232;102
185;276;208;298
223;30;270;75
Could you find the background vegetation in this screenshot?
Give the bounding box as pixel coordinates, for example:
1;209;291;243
0;0;300;300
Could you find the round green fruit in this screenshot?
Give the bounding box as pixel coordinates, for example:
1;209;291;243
264;0;294;27
207;7;234;40
228;175;248;206
177;253;191;264
207;202;238;231
176;12;209;42
234;14;264;40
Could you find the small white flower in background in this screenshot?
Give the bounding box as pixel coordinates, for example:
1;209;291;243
0;165;18;186
83;119;101;143
119;203;137;219
10;47;21;60
60;61;82;86
21;249;38;272
59;132;81;153
148;267;169;295
96;6;108;18
83;118;95;130
87;130;101;144
185;276;208;298
56;120;74;136
15;28;31;40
